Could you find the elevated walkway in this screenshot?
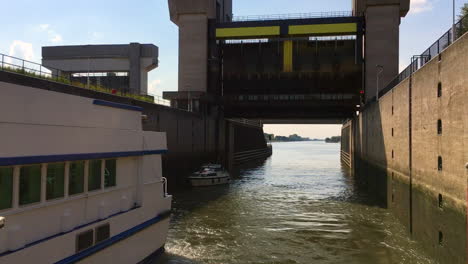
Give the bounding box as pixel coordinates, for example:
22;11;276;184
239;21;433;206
215;15;362;39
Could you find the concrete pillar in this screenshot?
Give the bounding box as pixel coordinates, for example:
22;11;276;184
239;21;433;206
365;5;401;102
168;0;232;93
178;14;209;92
353;0;409;103
129;43;141;94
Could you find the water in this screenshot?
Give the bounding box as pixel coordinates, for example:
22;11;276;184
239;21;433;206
159;141;434;264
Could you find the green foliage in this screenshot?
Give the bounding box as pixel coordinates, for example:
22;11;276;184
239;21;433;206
459;5;468;37
1;66;155;103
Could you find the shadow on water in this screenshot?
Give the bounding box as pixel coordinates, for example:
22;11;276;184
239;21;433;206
333;161;387;208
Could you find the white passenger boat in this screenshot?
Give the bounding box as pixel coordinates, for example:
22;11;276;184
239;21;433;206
0;81;171;263
188;164;231;187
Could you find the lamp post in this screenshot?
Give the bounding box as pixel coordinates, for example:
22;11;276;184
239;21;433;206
376;65;384;102
453;0;456;42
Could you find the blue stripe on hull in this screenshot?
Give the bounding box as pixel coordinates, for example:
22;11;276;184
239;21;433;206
93;99;143;112
0;206;141;258
55;210;171;264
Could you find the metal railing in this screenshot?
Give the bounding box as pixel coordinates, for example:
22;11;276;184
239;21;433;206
162;177;168;197
0;53;171;107
226;118;263;127
233;11;358;22
224;35;356;44
381;14;468;97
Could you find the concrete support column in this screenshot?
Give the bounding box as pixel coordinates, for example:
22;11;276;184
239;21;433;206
365;5;401;102
129;43;141;94
178;14;209;92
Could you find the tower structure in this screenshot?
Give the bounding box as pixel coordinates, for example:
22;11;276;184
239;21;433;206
165;0;232;111
353;0;410;102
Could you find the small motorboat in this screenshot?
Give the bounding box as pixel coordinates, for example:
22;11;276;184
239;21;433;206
188;164;231;187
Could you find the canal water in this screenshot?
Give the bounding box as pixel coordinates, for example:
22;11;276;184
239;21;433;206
160;141;434;264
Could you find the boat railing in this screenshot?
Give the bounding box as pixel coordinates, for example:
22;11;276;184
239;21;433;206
162;177;168;197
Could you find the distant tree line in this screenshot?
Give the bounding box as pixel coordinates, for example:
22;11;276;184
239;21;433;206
264;133;322;142
325;136;341;143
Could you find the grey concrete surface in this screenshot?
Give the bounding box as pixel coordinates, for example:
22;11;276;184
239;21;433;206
345;31;468;263
42;43;158;94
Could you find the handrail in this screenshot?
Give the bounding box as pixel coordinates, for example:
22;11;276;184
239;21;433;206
226;118;263;127
0;53;171;107
162;177;168;197
381;14;468;98
233;11;360;22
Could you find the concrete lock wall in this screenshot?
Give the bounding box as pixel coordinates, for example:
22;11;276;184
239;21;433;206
226;121;271;168
344;32;468;263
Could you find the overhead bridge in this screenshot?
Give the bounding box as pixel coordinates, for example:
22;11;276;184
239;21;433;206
215;16;361;39
208;15;364;123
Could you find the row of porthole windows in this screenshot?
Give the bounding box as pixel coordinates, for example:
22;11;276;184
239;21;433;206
0;159;117;211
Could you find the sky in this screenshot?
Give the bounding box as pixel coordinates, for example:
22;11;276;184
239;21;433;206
1;0;466;138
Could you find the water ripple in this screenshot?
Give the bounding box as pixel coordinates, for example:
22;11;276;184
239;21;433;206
160;142;435;264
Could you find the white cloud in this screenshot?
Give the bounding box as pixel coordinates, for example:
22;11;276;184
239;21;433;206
38;24;63;44
148;79;162;95
91;32;102;39
8;40;34;61
410;0;433;14
39;24;50;31
50;34;63;43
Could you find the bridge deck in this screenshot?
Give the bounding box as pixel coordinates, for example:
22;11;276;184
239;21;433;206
215;16;363;39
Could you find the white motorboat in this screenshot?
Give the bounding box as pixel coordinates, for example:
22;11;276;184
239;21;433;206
188;164;231;187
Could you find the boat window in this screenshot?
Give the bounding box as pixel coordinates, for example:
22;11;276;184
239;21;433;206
76;229;94;252
0;167;13;210
69;161;85;195
46;163;65;200
208;173;217;176
95;223;110;243
88;160;102;191
104;159;117;188
19;165;42;206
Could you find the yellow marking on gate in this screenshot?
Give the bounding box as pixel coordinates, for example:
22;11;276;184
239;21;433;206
216;26;280;38
289;23;357;35
283;40;293;72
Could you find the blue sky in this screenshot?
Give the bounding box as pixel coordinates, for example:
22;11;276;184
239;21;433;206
1;0;466;138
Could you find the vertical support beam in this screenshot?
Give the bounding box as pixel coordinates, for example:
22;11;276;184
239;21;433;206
227;122;235;170
364;5;401;103
12;166;19;209
408;58;414;234
84;161;89;193
100;159;105;190
129;43;141;94
283;40;293;73
64;162;70;198
40;164;46;203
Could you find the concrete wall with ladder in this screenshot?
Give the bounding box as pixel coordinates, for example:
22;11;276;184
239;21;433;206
343;31;468;264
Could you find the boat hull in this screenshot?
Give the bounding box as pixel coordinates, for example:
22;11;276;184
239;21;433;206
188;176;231;187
